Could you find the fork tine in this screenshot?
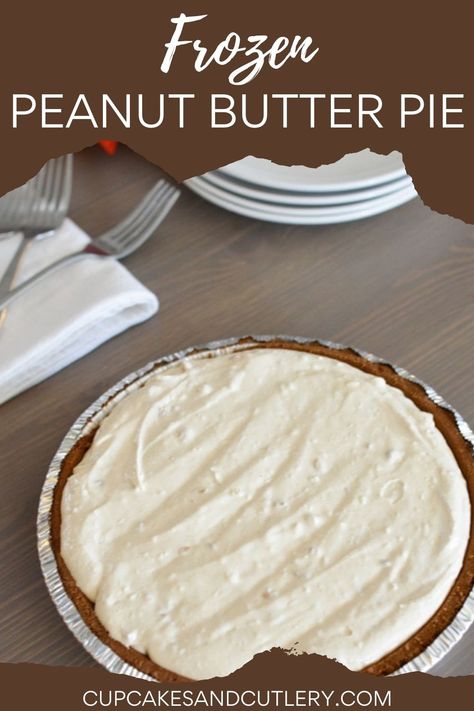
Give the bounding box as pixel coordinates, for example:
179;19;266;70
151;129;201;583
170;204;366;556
49;156;66;216
30;156;72;228
0;173;38;228
10;181;31;225
0;154;73;236
1;186;20;224
106;183;175;248
29;160;51;227
58;155;73;215
38;160;54;208
107;180;168;237
42;157;63;218
42;155;73;224
106;182;172;246
97;181;169;246
96;181;179;255
114;184;179;252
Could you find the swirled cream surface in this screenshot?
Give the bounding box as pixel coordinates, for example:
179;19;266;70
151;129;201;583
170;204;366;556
61;347;470;679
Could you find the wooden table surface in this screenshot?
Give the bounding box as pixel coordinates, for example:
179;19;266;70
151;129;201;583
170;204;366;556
1;146;473;677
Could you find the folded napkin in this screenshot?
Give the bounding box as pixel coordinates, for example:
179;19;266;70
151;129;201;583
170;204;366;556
0;219;158;405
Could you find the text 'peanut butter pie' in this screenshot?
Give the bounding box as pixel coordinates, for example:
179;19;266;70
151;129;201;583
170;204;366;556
54;342;474;681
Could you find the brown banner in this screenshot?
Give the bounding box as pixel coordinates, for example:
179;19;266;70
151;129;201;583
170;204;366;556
2;650;474;711
0;0;473;221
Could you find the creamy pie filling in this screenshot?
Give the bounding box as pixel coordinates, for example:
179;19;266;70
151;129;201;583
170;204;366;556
61;348;470;679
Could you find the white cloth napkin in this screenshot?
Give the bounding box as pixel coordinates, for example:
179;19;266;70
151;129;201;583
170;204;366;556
0;219;158;405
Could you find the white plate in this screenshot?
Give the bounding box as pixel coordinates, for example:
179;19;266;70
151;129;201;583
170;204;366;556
220;150;407;193
188;174;417;218
196;170;414;207
186;178;417;225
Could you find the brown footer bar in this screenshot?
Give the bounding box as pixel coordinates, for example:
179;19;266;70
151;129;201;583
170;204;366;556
2;649;472;711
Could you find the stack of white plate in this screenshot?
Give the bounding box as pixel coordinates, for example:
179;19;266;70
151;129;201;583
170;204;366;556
186;150;416;225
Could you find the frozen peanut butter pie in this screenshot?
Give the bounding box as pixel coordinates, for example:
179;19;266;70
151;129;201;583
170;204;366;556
53;340;474;681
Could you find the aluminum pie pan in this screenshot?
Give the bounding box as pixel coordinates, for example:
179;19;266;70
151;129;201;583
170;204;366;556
37;334;474;680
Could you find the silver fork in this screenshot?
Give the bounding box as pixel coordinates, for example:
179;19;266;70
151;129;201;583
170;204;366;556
0;178;180;311
0;155;73;299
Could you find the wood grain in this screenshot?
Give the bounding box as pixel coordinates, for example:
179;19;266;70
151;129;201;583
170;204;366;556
0;145;473;675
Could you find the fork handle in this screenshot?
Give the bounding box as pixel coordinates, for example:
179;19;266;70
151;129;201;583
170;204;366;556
0;243;111;311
